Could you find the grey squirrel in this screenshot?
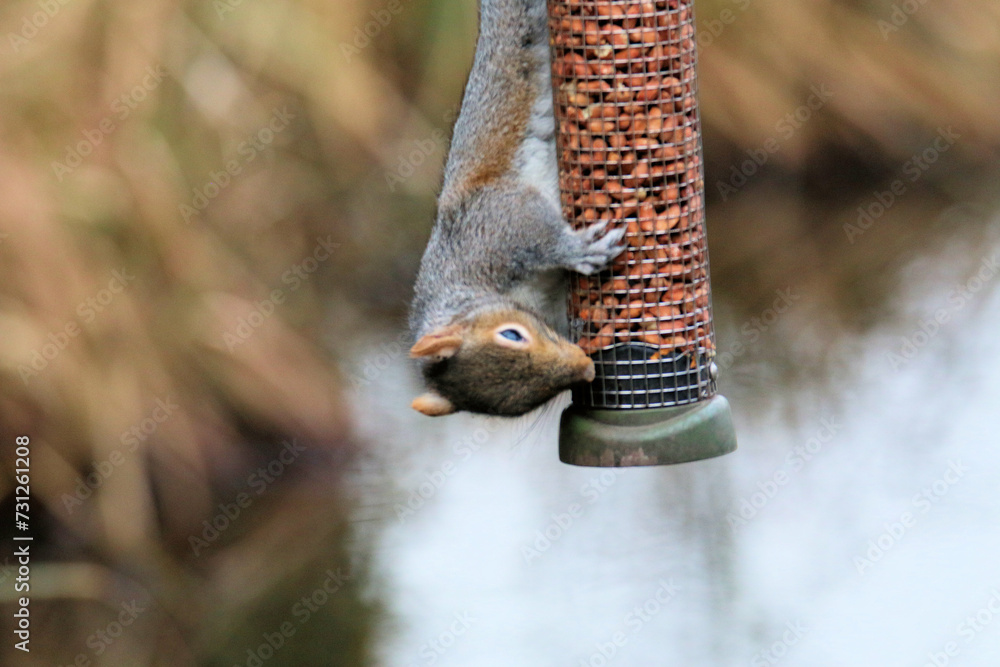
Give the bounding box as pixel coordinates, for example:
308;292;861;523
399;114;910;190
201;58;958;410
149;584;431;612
408;0;625;417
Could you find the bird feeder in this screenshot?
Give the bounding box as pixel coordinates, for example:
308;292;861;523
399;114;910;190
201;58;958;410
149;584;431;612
548;0;736;466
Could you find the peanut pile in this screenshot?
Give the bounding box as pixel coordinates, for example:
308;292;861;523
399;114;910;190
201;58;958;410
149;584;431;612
548;0;713;362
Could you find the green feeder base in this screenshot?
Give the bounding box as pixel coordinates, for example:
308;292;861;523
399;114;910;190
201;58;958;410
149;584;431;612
559;394;737;467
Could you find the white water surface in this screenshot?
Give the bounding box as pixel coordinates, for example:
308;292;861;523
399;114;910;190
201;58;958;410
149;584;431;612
349;230;1000;667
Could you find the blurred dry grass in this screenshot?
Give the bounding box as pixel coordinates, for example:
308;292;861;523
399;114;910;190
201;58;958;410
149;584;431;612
0;0;997;664
0;0;388;664
695;0;1000;389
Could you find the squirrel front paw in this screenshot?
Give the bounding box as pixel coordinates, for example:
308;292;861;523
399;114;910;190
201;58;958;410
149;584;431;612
564;219;627;275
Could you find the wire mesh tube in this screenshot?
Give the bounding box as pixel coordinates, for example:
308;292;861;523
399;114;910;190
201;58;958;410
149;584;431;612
548;0;716;410
548;0;736;466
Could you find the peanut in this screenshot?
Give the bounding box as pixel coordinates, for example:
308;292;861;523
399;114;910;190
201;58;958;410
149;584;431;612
549;0;713;363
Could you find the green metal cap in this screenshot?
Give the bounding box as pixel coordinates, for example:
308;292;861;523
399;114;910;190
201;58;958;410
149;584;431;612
559;394;737;467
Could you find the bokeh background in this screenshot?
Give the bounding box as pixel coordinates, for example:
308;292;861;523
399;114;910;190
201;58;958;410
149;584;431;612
1;0;999;665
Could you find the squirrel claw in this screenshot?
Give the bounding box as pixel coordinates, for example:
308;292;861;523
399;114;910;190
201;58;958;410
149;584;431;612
567;221;626;275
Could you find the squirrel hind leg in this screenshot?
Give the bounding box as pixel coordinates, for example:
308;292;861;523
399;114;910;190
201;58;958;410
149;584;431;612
560;219;627;275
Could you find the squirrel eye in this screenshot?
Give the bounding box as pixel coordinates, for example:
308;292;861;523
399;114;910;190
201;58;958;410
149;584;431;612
499;328;525;342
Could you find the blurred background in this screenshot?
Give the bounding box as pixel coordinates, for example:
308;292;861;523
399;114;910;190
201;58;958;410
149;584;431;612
1;0;999;665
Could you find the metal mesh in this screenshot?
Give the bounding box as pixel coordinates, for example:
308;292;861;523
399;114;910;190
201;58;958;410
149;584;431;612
547;0;717;409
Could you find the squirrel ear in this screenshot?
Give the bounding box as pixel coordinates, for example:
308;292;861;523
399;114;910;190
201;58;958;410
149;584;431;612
410;326;464;360
411;392;456;417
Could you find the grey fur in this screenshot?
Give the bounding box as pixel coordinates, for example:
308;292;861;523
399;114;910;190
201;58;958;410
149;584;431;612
410;0;624;343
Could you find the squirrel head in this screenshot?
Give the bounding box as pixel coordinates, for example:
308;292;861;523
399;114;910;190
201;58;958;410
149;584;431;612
409;309;595;417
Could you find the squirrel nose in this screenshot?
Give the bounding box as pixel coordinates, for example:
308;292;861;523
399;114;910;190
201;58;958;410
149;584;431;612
565;342;595;382
572;348;596;382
